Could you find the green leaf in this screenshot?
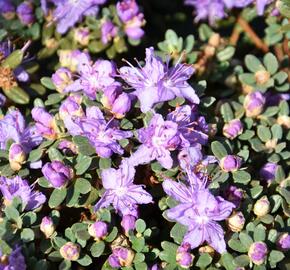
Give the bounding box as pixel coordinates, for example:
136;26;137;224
28;148;43;162
268;250;285;266
159;241;178;264
41;77;56;90
135;219;146;234
217;46;235;62
263;53;278;75
238;130;255;140
245;55;265;72
131;236;145;252
77;255;92;266
105;227;118;242
2;50;24;69
75;178;91;194
239;232;253;248
221;103;234;122
257;126;271;142
91;241;105;257
233;255;250;267
75;155;92;175
233;171;251;184
271;124;283;140
228;239;247;253
21;228;35;242
4;205;20;221
170;223;187;244
73;136;95;156
221;252;236;270
253;225;266;242
99;158;111;170
196;253;212;268
48;188;67;208
3;86;29;104
211;141;228;159
59;260;71;270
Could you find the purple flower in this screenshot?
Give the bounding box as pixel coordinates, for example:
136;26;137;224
124;14;145;40
32;107;58;140
128;114;179;169
259;162;278;183
224;185;243;207
64;106;132;158
59;94;84;120
167;105;208;147
223;119;243;140
244;91;265;117
42;161;73;188
0;246;26;270
277;233;290;251
108;247;135;268
256;0;272;15
94;160;153;217
58;140;77;154
185;0;226;25
0;176;46;210
59;49;90;72
65;58;117;100
220;155;242;172
227;211;245;232
16;1;35;25
0;93;6;107
101;20;118;45
0;108;42;152
248;242;268;265
120;47;199;113
40;216;55;238
176;243;194;268
162;179;235;253
121;215;136;233
178;147;215;171
223;0;253;9
117;0;145;40
53;0;106;34
88;221;108;240
60;242;80;261
51;67;73;93
116;0;139;22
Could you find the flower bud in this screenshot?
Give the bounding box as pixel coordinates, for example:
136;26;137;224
40;216;55;238
277;115;290;129
32;107;58;140
0;0;15;20
265;138;277;150
111;93;131;119
16;2;35;25
220;155;242;172
198;245;215;257
259;162;278;183
58;50;90;72
176;243;194;268
8;143;26;171
101;84;122;109
58;140;77;155
223;119;243;140
227;212;245;232
224;186;243;207
124;14;145;40
248;242;268;265
108;247;135;268
60;242;80;261
51;68;73;93
277;233;290;251
253;196;270;217
59;95;84;120
255;70;270;85
117;0;139;22
88;221;108;240
121;215;136;234
242;84;254;95
244;92;265;118
101;20;118;45
74;28;90;46
42;161;73;188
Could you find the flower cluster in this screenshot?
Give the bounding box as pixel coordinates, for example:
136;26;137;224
0;0;289;269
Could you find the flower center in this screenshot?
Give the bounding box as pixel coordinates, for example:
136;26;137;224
115;187;127;197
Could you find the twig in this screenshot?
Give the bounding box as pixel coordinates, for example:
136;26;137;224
229;25;241;46
237;17;269;53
